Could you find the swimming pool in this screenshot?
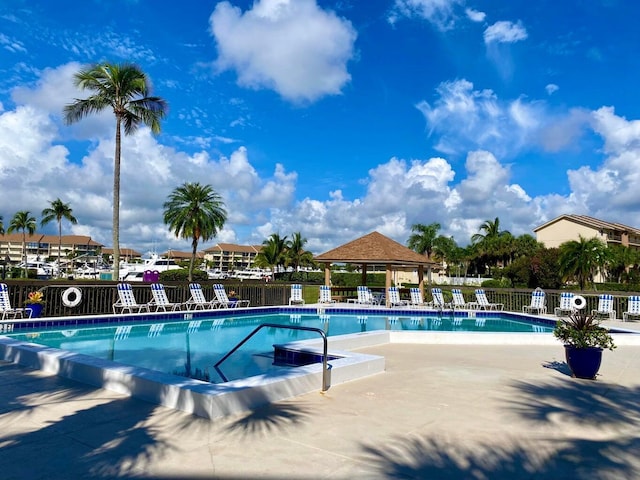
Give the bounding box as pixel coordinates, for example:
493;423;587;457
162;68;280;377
6;311;554;383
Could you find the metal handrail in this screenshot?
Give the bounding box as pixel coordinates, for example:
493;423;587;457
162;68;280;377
214;322;330;391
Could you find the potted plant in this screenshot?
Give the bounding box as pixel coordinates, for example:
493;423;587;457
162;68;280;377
25;290;46;318
228;290;238;307
553;308;615;379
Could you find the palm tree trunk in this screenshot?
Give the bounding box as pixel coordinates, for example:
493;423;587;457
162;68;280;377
58;220;62;277
112;117;122;281
189;237;198;282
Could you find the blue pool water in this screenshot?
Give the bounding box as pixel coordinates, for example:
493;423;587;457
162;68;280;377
7;312;553;383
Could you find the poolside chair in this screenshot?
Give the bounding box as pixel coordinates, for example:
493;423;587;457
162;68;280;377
451;288;475;310
623;295;640;322
318;285;336;304
113;283;151;314
431;288;452;309
591;294;616;320
213;284;250;308
387;286;409;307
0;283;30;320
474;289;504;311
348;286;376;306
186;283;219;310
554;292;575;317
289;284;305;305
523;289;547;315
409;287;429;308
149;283;184;312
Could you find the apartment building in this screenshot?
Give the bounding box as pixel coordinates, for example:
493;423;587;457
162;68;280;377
0;233;103;263
203;243;263;272
534;214;640;250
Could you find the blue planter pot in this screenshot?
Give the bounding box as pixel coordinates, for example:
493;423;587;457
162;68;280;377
26;303;44;318
564;346;603;379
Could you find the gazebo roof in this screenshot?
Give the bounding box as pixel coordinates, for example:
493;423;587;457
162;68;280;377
314;231;435;266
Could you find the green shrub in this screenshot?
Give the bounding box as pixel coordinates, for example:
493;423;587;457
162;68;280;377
160;269;208;281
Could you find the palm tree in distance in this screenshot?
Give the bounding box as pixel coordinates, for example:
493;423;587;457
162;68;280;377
7;211;37;278
64;62;168;281
471;217;511;275
407;223;441;260
41;198;78;274
558;235;609;290
256;234;288;279
163;182;227;282
286;232;314;278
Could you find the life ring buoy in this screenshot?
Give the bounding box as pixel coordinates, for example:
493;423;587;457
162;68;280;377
571;295;586;310
62;287;82;308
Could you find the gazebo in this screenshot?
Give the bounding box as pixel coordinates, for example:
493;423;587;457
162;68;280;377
314;231;437;306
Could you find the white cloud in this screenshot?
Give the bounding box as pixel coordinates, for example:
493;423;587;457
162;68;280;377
483;20;528;44
209;0;357;103
388;0;463;30
465;8;485;23
545;83;559;95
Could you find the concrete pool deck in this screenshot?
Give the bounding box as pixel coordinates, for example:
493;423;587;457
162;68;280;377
1;315;640;479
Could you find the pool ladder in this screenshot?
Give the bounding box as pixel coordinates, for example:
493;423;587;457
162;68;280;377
213;323;331;391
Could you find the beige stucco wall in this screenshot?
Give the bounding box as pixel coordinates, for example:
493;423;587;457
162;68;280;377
535;219;607;248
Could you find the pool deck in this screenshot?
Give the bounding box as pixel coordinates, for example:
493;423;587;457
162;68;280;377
1;307;640;479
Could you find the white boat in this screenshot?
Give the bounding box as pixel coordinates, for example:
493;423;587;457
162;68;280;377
17;261;59;278
118;254;182;281
231;268;272;281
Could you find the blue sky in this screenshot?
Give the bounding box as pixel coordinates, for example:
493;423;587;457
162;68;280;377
1;0;640;256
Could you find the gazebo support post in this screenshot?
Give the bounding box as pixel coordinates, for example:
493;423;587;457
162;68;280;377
361;263;367;286
418;265;425;292
385;263;392;307
323;263;331;286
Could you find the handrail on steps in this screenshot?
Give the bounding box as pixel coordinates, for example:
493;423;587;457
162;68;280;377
214;322;330;391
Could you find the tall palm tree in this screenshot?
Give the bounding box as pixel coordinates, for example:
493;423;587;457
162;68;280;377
64;62;168;281
41;198;78;273
256;234;288;278
558;235;608;290
163;182;227;282
286;232;314;277
471;217;511;274
7;211;37;278
407;222;441;260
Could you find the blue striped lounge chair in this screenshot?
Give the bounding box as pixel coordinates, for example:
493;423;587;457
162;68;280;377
591;294;616;320
451;289;474;309
0;282;29;321
186;283;219;310
431;287;452;309
318;286;336;304
150;283;184;312
409;287;428;308
213;284;250;308
554;292;574;317
113;283;151;314
474;289;504;311
289;284;305;305
623;295;640;322
523;289;547;315
387;287;409;307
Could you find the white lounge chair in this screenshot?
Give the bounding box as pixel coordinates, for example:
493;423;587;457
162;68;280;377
289;284;305;305
348;286;376;306
474;289;504;311
387;287;409;307
318;285;336;304
431;287;452;309
186;283;219;310
0;282;30;321
623;295;640;322
213;284;250;308
409;287;429;308
554;292;574;317
149;283;183;312
523;289;547;315
451;288;474;309
113;283;151;314
592;294;616;320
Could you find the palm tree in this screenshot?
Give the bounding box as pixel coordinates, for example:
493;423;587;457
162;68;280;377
558;235;608;290
407;223;441;260
41;198;78;273
255;234;288;278
471;217;511;274
286;232;314;278
163;182;227;282
64;62;168;281
7;211;37;278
